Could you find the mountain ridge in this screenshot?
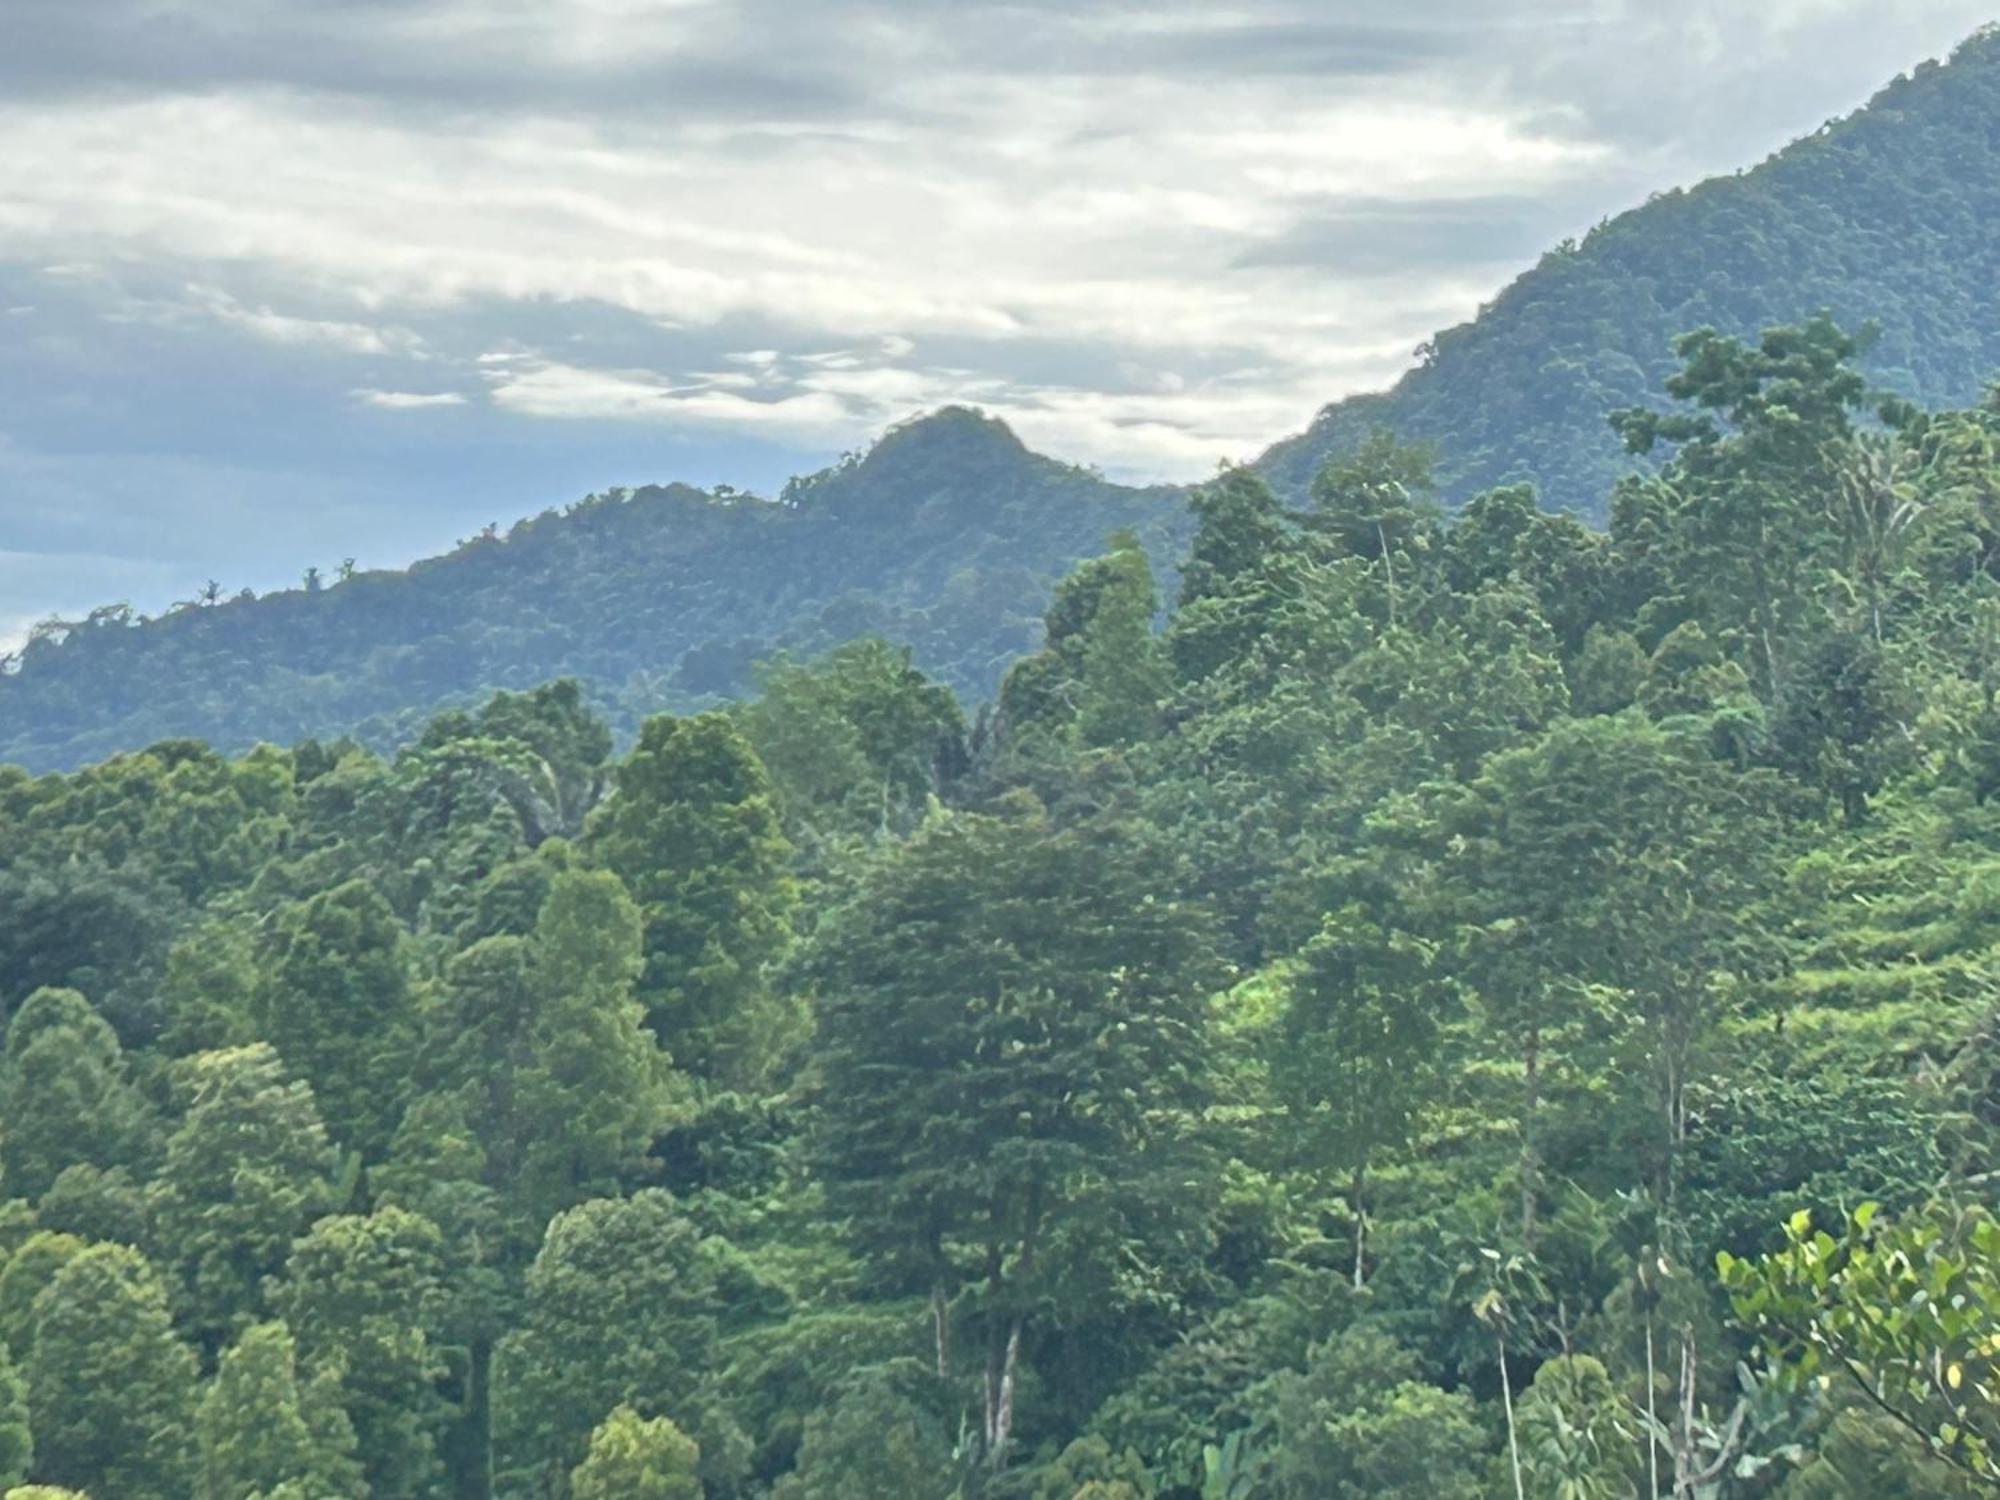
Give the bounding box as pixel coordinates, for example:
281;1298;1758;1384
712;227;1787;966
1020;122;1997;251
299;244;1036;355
1256;23;2000;512
6;27;2000;769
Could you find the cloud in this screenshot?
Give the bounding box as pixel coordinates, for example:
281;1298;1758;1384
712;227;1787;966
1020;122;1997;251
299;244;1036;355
354;388;468;409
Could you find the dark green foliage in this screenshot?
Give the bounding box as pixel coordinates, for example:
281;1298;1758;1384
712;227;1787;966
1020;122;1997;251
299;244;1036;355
26;1243;199;1500
495;1190;722;1489
270;1207;452;1499
197;1320;364;1500
767;1362;958;1500
1260;31;2000;516
584;712;796;1079
0;987;147;1202
0;410;1187;774
1;274;1999;1500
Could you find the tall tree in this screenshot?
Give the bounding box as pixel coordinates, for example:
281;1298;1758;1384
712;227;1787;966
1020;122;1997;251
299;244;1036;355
197;1320;363;1500
270;1207;451;1500
808;799;1221;1468
1613;316;1870;697
1270;907;1447;1288
0;987;147;1201
147;1044;339;1352
252;878;418;1157
584;713;796;1079
494;1190;721;1491
27;1243;198;1500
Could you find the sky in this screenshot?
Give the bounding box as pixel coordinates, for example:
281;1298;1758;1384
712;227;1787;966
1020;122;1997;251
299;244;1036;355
1;1;1995;648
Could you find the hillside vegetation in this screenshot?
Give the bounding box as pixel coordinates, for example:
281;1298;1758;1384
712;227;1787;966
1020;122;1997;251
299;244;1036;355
0;410;1183;772
1259;25;2000;515
8;29;2000;773
0;320;1995;1499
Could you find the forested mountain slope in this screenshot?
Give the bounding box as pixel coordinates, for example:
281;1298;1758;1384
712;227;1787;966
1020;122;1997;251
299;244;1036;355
7;28;2000;774
1258;25;2000;514
0;409;1185;772
1;321;1996;1499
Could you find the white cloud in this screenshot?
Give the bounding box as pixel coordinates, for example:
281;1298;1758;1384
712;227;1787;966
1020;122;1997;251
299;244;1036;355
354;388;469;409
0;0;1991;630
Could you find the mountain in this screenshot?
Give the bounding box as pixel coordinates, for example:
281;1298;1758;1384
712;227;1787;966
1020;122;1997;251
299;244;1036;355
0;409;1185;772
8;28;2000;770
1257;24;2000;515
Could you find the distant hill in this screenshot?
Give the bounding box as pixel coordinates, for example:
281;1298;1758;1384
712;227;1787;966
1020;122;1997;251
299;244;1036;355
1258;25;2000;514
0;409;1185;772
8;29;2000;769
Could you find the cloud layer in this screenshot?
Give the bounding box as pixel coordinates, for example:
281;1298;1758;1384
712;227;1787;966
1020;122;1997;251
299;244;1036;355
0;0;1992;643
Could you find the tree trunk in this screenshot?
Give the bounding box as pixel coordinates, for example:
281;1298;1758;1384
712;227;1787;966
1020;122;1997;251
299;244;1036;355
1672;1324;1698;1499
931;1280;952;1381
1645;1315;1661;1500
444;1335;493;1500
1499;1332;1525;1500
987;1317;1023;1470
1521;1020;1541;1248
1351;1160;1367;1290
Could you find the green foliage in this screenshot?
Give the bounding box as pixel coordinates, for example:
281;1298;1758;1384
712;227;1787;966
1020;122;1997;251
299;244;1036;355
26;1243;198;1500
148;1044;340;1350
1515;1354;1641;1500
495;1190;722;1488
1031;1434;1155;1500
0;409;1186;774
253;879;417;1156
197;1320;363;1500
1254;1324;1486;1500
2;244;2000;1500
570;1406;703;1500
1720;1202;2000;1484
0;1344;28;1491
1262;33;2000;515
0;987;147;1202
768;1362;958;1500
585;712;797;1080
0;1235;83;1360
269;1208;450;1498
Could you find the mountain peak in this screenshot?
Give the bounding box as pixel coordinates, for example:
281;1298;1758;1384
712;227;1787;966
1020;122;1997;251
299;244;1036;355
858;406;1031;475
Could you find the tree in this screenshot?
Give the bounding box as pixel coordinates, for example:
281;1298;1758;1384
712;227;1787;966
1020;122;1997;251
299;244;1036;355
584;713;796;1079
736;639;967;842
1514;1354;1640;1500
0;987;146;1201
253;879;418;1157
1416;713;1779;1239
1168;467;1298;685
570;1406;702;1500
808;800;1221;1467
197;1321;363;1500
514;868;678;1215
1270;907;1446;1288
1613;316;1869;697
402;871;677;1500
1257;1325;1485;1500
147;1045;338;1351
270;1208;450;1500
0;1235;84;1359
1032;1435;1155;1500
999;531;1169;750
768;1363;957;1500
1720;1201;2000;1485
1307;431;1442;626
494;1191;721;1489
26;1243;198;1500
0;1344;28;1491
